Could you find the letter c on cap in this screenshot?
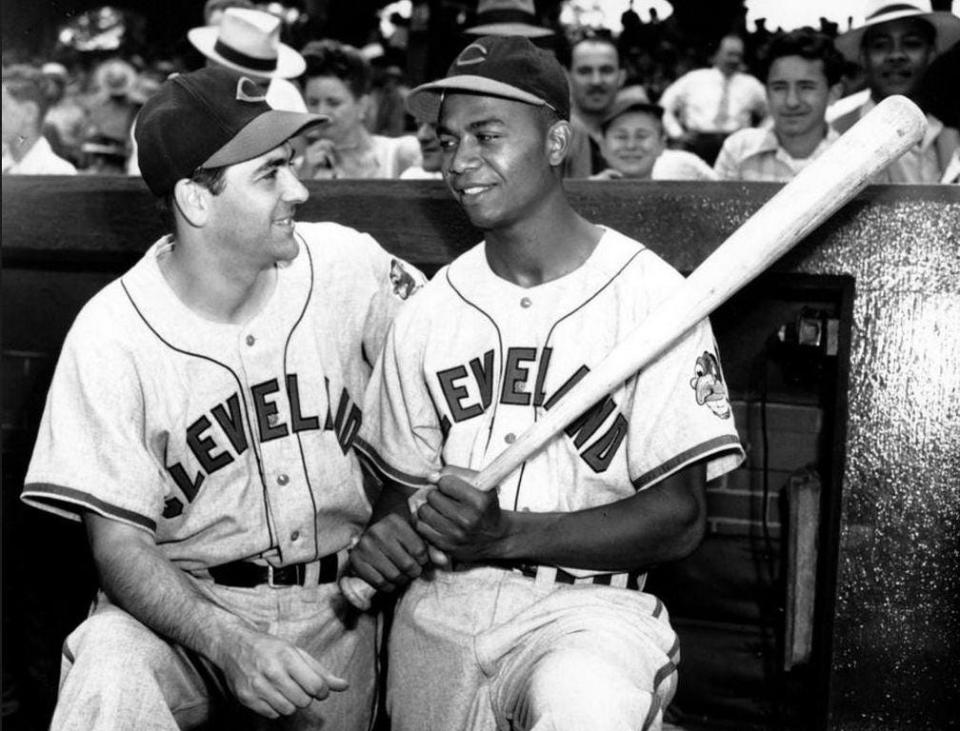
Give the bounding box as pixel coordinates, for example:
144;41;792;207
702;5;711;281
456;42;489;67
236;77;267;103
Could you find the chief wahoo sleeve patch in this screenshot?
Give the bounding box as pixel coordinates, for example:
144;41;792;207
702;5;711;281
690;350;732;419
389;259;421;300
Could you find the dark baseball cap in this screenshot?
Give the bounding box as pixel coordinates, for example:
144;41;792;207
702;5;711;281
406;35;569;124
135;66;328;197
601;86;664;132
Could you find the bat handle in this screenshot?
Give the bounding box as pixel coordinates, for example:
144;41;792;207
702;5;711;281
340;574;377;611
339;489;437;611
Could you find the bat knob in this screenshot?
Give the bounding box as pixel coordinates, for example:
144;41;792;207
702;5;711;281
340;575;376;611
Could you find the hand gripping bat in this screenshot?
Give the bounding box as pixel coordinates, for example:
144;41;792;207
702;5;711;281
340;94;927;611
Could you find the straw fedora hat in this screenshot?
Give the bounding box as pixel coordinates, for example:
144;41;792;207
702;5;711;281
188;7;306;79
835;0;960;62
465;0;554;38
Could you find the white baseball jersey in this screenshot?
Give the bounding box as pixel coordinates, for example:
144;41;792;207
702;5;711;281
356;226;743;577
22;222;424;572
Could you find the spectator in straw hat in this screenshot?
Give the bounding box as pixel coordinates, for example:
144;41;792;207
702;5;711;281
832;0;960;182
188;6;307;113
464;0;554;38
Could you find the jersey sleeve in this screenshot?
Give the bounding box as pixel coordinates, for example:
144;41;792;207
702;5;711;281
627;316;744;491
21;307;166;533
354;231;427;370
354;301;443;489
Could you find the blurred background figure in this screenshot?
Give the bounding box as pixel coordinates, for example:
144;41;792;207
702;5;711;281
833;0;960;183
2;65;77;175
78;133;129;174
399;120;443;179
715;28;844;182
80;58;138;171
592;86;716;181
297;39;419;179
464;0;555;38
202;0;254;26
188;6;307;112
368;62;411;137
659;33;767;165
563;27;627;177
37;62;85;165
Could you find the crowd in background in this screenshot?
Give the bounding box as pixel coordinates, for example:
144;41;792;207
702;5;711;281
2;0;958;183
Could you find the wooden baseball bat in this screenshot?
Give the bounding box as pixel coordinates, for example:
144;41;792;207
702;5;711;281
341;94;926;610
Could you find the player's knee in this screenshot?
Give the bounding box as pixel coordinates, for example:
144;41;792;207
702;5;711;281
65;608;171;683
522;650;652;730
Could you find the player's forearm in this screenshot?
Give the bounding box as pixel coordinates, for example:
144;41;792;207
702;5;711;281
84;513;254;667
490;461;707;572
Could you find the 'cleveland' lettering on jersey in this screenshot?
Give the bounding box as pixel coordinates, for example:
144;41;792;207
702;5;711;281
162;374;361;518
436;347;626;473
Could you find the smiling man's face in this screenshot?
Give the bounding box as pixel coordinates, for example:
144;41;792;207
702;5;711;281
438;94;557;231
861;17;935;99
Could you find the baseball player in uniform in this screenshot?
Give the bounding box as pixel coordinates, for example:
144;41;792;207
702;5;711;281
348;36;745;731
20;67;422;729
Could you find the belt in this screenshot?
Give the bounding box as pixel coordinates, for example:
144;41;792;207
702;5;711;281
489;561;644;591
208;554;339;588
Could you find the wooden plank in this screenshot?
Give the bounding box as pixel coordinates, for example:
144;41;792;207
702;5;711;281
4;175;932;272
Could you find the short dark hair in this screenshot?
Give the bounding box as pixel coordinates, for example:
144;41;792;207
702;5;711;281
560;27;620;70
157;165;228;233
300;39;372;98
711;34;745;56
2;65;58;125
759;28;846;86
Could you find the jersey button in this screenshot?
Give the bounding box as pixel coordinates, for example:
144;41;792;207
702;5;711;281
520;297;532;308
277;473;289;486
505;433;516;444
245;334;256;346
290;530;300;541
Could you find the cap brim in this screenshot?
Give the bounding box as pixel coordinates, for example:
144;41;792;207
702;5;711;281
407;75;550;123
603;102;664;128
188;26;306;79
204;110;328;168
835;11;960;62
464;22;554;37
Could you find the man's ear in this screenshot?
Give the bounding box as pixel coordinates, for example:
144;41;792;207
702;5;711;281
617;68;627;90
546;120;572;166
172;179;210;229
827;82;844;107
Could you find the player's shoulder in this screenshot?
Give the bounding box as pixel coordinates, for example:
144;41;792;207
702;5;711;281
294;221;383;262
388;244;479;329
599;227;685;297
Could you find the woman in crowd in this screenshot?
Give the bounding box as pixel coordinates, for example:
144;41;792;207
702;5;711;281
2;65;77;175
297;39;420;179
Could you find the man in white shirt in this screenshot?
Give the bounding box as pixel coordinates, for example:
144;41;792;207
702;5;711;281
715;28;844;182
659;34;767;165
832;0;960;183
2;65;77;175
